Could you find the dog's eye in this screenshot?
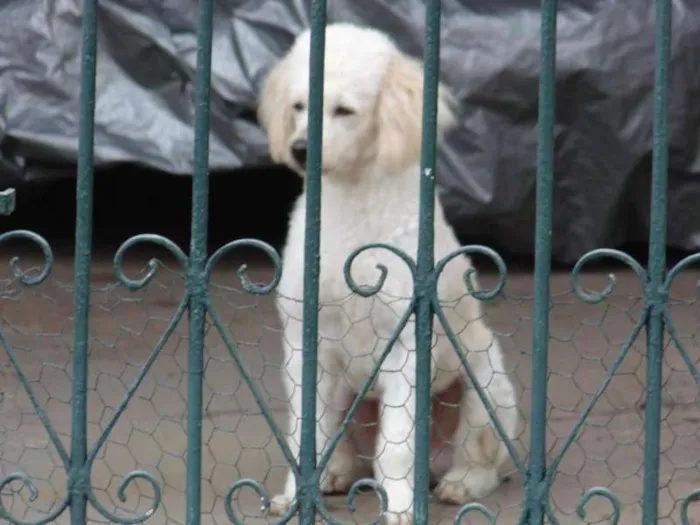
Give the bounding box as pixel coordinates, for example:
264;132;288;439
334;106;355;117
292;102;305;112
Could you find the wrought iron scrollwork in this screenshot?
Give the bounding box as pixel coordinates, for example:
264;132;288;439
0;230;54;286
204;239;301;525
576;487;620;525
78;234;192;523
664;257;700;524
224;479;289;525
0;473;71;525
204;238;282;295
664;252;700;296
315;478;389;525
0;231;71;525
453;502;497;525
433;245;507;301
343;242;417;297
548;249;650;478
289;243;416;525
662;253;700;385
113;234;189;291
570;248;647;305
431;245;525;476
86;470;162;525
681;489;700;525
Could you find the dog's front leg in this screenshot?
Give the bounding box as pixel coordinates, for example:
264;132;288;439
433;381;501;504
316;366;357;494
435;335;518;505
270;342;302;516
375;372;415;525
270;347;357;517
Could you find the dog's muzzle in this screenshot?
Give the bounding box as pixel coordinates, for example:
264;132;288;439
290;139;307;169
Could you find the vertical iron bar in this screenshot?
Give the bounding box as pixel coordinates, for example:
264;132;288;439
642;1;671;523
186;0;214;523
300;1;327;524
70;0;98;523
414;1;442;524
527;0;557;523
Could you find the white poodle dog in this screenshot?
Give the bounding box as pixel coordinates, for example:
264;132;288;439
257;23;519;524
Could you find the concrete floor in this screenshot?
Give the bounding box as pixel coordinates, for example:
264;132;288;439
0;245;698;525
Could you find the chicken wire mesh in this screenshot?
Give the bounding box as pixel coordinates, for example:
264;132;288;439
1;0;700;523
0;240;698;525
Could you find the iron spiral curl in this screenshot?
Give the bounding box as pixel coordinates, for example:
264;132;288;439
454;502;497;525
223;479;298;525
571;249;646;305
0;473;70;525
315;478;388;525
113;234;188;291
664;252;700;297
575;487;620;525
681;488;700;525
0;230;54;286
204;238;282;294
662;251;700;386
433;245;508;301
343;242;417;297
85;470;162;524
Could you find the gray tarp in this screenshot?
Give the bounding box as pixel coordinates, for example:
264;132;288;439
1;0;700;263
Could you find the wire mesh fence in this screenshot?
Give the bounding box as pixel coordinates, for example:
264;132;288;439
1;243;698;524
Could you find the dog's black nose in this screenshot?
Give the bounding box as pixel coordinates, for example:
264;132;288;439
290;140;307;168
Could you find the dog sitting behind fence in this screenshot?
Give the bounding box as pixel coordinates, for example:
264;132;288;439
257;23;519;525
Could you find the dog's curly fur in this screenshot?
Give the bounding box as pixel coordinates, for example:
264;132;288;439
257;23;519;524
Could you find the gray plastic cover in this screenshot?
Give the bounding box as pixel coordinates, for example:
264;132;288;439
1;0;699;263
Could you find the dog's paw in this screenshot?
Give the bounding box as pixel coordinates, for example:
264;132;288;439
385;511;413;525
319;471;354;494
319;445;357;494
381;480;414;525
434;466;499;504
269;494;294;516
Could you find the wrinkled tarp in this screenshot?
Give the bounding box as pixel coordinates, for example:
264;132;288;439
1;0;700;263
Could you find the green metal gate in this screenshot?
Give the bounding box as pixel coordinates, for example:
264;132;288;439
1;0;699;524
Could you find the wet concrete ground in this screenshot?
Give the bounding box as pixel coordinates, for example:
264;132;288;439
1;243;698;525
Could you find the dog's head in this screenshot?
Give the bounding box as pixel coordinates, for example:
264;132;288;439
257;23;457;179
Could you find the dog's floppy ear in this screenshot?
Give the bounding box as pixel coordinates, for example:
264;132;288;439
257;54;293;163
376;52;457;174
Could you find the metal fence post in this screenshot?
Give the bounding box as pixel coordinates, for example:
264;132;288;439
300;2;327;524
642;1;672;523
527;0;557;523
186;0;214;524
414;1;443;524
70;0;99;523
